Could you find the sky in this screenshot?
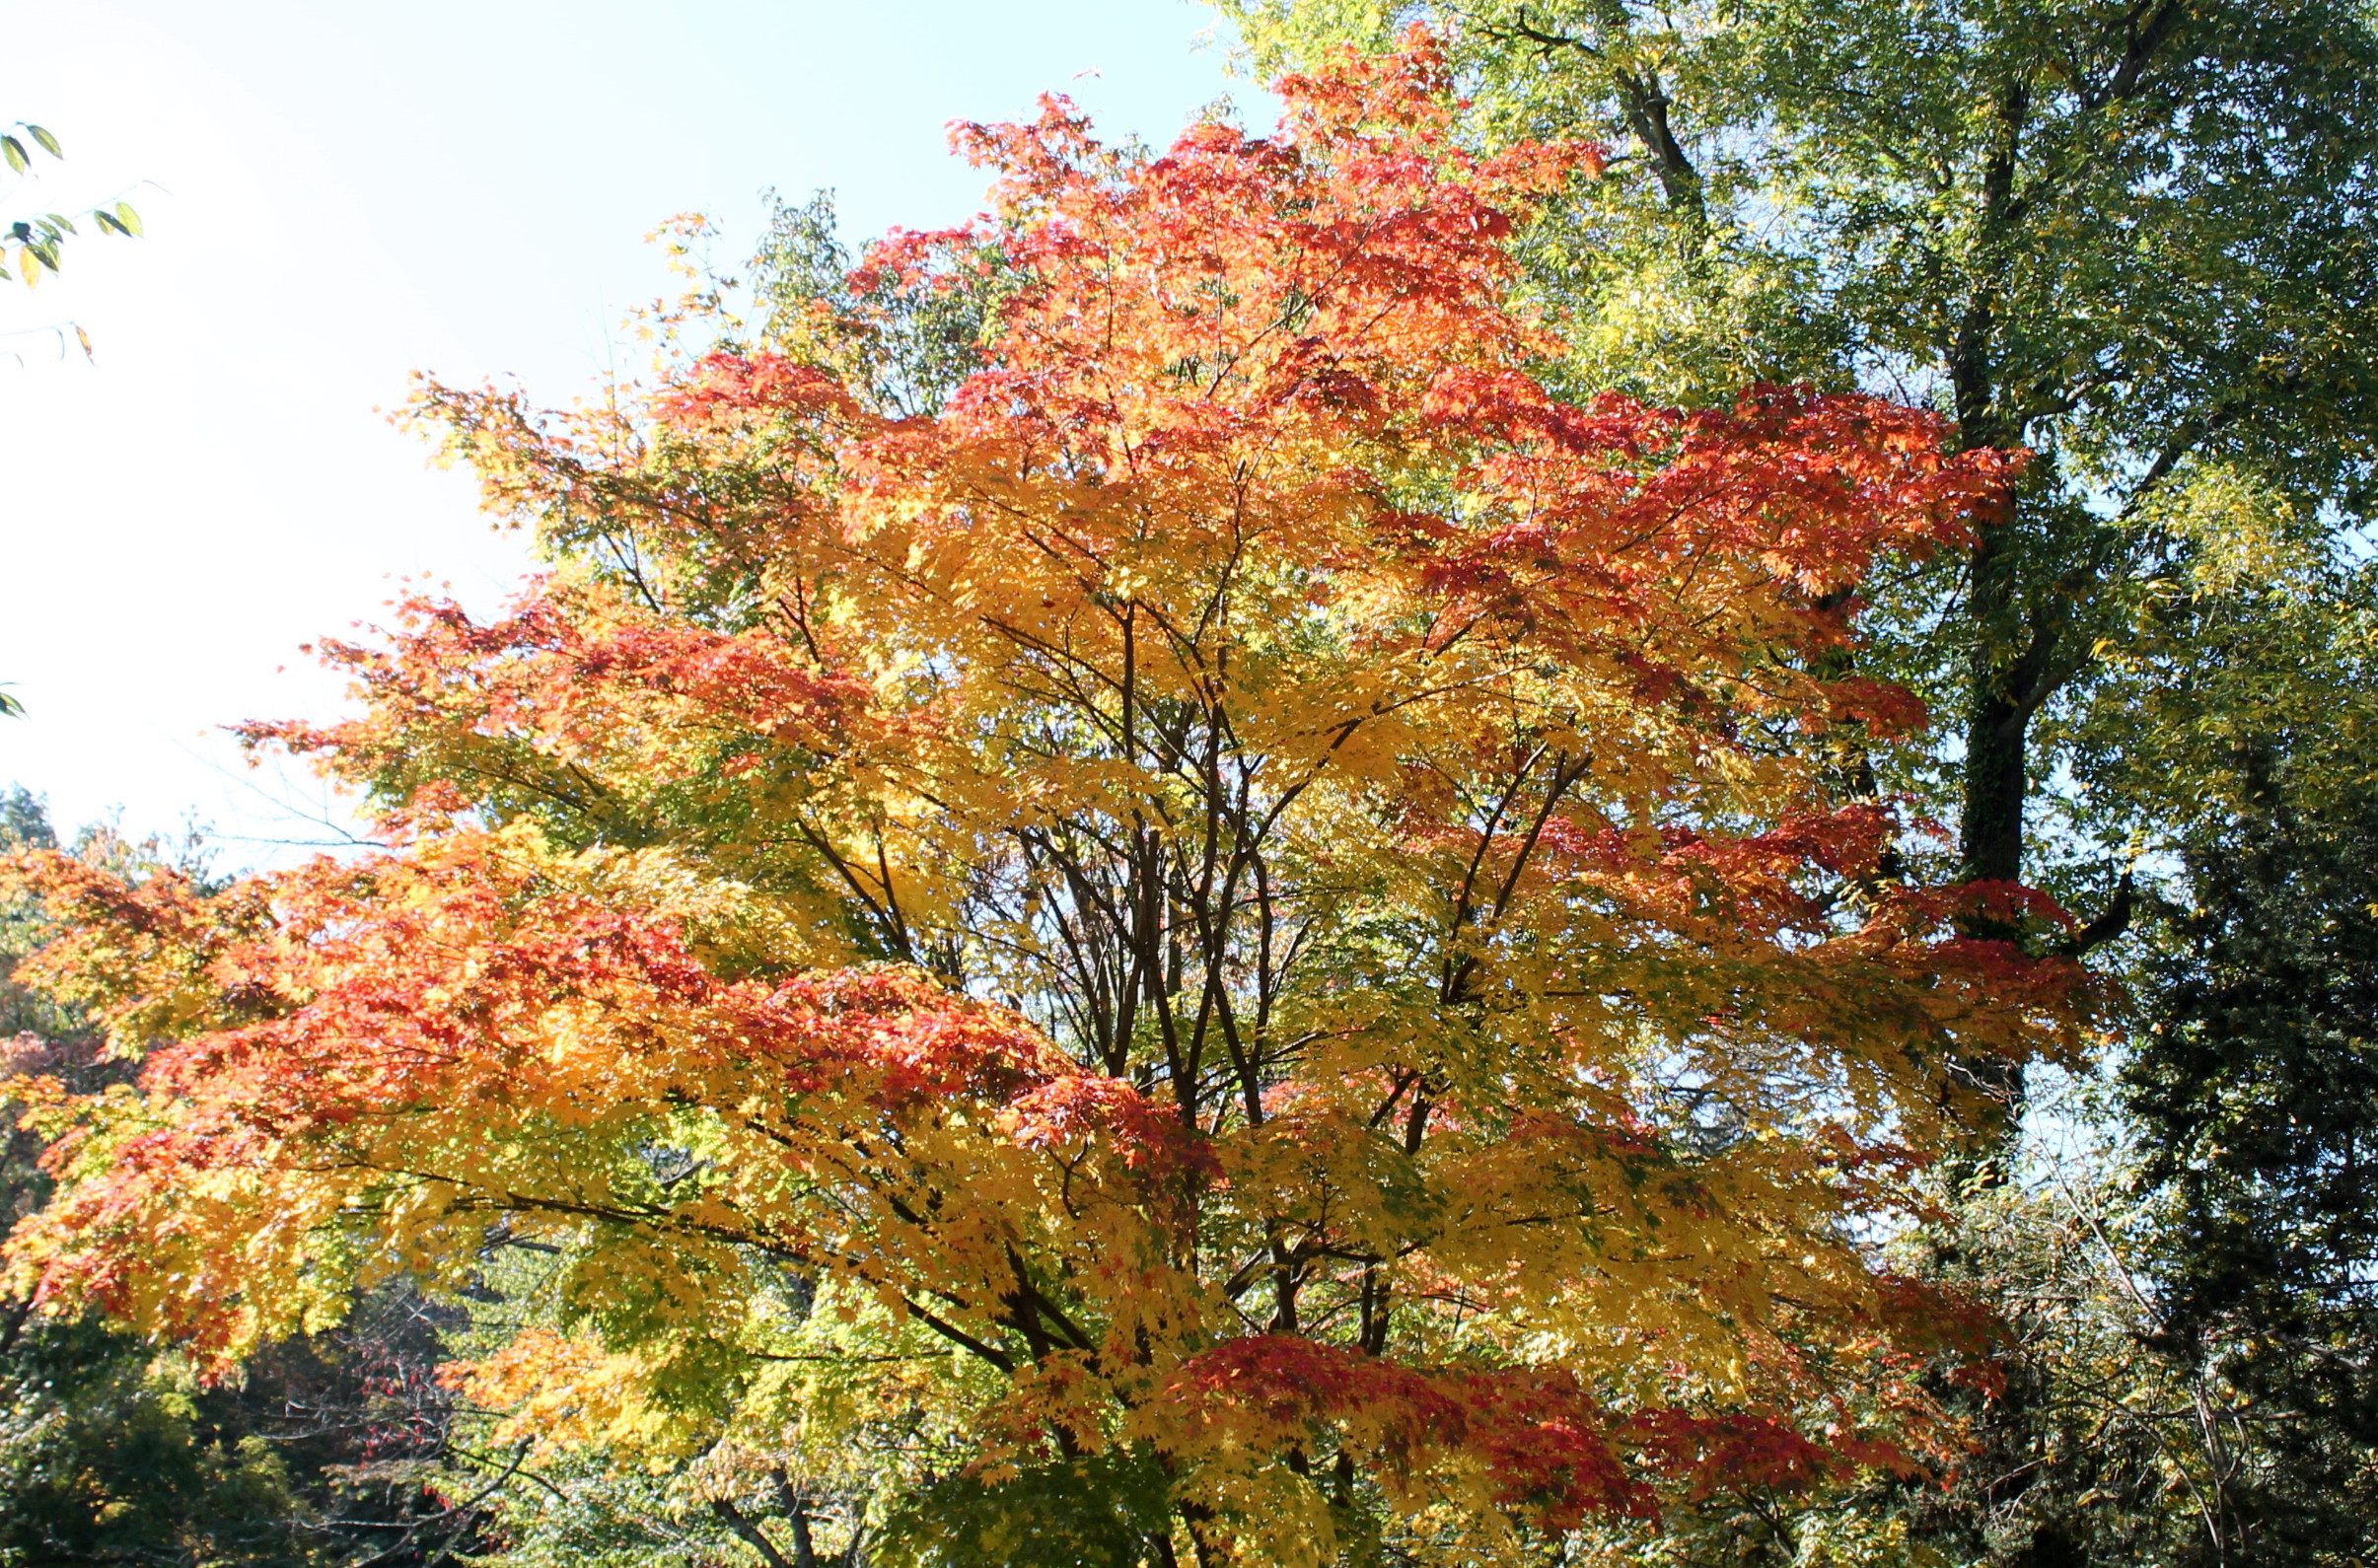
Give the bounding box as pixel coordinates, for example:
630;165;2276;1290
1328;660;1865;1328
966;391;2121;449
0;0;1253;866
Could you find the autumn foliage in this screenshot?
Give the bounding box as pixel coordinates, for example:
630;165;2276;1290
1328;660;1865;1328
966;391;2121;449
4;36;2079;1564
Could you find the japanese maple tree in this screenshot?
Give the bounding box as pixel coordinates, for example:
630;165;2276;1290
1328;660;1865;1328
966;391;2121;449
5;36;2081;1566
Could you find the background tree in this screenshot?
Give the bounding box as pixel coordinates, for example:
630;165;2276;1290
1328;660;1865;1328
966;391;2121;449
2075;487;2378;1566
1221;0;2378;942
2121;801;2378;1566
3;45;2076;1567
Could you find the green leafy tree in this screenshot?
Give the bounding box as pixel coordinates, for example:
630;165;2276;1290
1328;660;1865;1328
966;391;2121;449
1220;0;2378;928
2075;495;2378;1565
2128;802;2378;1565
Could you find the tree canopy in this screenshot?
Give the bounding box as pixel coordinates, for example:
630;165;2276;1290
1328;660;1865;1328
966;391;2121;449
0;42;2083;1566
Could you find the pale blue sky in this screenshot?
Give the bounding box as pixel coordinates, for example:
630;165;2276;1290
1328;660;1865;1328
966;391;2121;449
0;0;1253;861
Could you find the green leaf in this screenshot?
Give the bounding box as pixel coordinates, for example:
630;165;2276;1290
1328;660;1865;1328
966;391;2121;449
113;201;142;237
94;211;125;236
2;136;27;175
27;124;60;157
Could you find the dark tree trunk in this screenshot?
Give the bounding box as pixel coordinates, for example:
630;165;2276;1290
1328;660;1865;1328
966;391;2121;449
1961;526;2032;890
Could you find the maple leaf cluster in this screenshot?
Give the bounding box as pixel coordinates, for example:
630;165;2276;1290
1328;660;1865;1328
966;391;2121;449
2;34;2086;1564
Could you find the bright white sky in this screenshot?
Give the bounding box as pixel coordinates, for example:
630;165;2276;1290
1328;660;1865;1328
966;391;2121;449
0;0;1249;866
